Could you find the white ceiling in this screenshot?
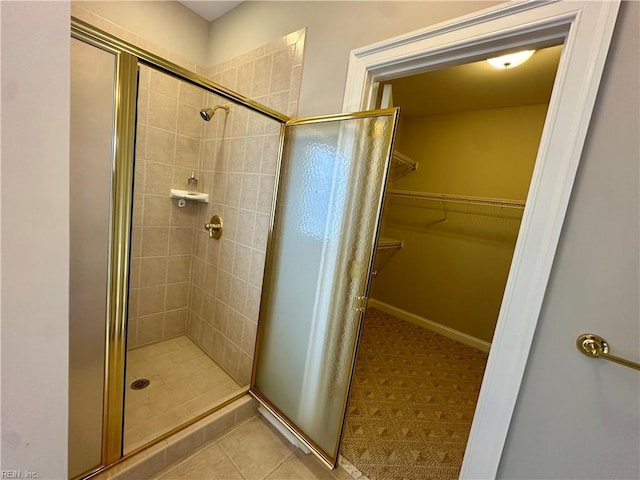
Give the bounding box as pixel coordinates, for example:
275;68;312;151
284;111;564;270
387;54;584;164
386;45;563;117
179;1;242;21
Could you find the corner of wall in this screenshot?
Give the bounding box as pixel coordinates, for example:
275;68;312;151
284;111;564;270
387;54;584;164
1;1;71;476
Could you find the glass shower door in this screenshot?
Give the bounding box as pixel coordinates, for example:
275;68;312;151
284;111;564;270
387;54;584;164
69;37;116;478
252;108;399;467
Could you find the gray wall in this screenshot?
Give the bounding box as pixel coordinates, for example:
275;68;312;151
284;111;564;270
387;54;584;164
497;3;640;478
0;2;70;477
79;1;210;66
208;1;502;116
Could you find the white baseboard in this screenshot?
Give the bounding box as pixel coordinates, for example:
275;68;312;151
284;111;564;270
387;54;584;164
367;299;491;353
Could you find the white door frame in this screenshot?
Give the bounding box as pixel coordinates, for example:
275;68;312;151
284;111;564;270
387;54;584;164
342;1;620;478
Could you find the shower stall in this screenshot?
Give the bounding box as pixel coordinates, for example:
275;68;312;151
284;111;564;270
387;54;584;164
69;17;398;480
69;19;287;478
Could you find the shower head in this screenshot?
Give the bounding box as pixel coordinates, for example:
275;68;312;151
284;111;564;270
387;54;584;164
200;105;230;121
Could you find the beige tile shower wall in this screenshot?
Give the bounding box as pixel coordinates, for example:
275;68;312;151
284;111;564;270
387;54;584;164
128;65;205;348
186;32;306;385
207;29;305;118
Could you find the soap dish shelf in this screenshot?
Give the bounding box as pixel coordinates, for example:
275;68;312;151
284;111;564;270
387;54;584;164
170;189;209;203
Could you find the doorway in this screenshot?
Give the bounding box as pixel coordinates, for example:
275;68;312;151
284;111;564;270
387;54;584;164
340;46;561;479
340;3;619;477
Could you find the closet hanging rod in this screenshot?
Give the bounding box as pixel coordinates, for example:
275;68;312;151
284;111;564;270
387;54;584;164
392;151;417;170
387;190;525;209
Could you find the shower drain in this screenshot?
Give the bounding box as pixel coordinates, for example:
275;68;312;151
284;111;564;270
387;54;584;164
130;378;150;390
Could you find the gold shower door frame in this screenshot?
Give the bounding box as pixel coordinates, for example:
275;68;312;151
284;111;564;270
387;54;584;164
250;109;400;468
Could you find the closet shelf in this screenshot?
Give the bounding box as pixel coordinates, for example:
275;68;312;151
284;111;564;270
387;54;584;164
377;237;404;250
389;151;418;181
387;190;525;209
170;189;210;203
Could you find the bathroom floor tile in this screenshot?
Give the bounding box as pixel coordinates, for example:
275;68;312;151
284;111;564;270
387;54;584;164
217;417;296;479
152;416;351;480
265;451;336;480
123;335;243;454
156;444;244;480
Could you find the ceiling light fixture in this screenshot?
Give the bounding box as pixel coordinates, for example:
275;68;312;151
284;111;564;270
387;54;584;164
487;50;535;69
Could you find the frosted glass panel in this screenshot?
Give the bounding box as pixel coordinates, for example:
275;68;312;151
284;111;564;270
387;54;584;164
254;111;398;463
69;38;116;477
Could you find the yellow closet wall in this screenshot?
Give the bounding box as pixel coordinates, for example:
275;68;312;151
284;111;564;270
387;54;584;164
371;104;548;343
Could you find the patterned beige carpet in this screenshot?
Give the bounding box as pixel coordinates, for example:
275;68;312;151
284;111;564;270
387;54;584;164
341;308;488;480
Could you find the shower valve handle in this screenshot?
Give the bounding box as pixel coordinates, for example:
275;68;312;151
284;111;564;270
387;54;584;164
205;215;223;239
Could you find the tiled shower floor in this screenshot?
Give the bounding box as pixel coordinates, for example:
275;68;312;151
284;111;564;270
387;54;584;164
124;335;243;452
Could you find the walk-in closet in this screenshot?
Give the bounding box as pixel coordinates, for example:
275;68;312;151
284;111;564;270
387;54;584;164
341;45;562;480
